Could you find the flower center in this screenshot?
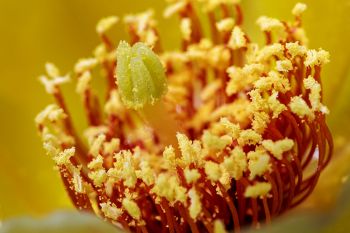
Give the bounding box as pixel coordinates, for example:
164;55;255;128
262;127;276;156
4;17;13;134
36;1;333;233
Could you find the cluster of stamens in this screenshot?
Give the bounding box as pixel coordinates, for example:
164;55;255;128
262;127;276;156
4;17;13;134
36;1;333;233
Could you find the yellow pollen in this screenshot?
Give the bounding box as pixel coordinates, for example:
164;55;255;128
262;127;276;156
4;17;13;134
256;16;284;32
89;134;106;158
74;58;98;74
88;154;104;170
292;3;307;17
188;188;202;219
247;147;271;180
262;138;294;160
96;16;119;34
181;18;192;41
205;161;222;182
164;1;187;18
256;43;284;62
202;130;232;153
54;147;75;166
216;18;235;32
286;42;307;58
162;146;177;170
238;129;262;146
252;111;270;134
304;75;322;111
100;202;123;221
228;26;247;49
304;49;330;67
45;62;60;78
276;59;293;72
177;133;203;167
289;96;313;119
221;147;247;180
244;182;272;198
184;168;201;184
76;71;92;95
218;117;241;139
122;197;142;221
268;91;287;118
135;161;155;186
89;169;107;187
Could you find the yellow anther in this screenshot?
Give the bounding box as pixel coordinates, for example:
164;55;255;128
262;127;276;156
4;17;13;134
188;188;202;219
221;147;247;180
216;18;235;32
262;138;294;160
304;49;330;67
286;42;307;58
244;182;272;198
276;59;293;72
247;147;271;180
184;168;201;184
292;3;307;17
89;169;107;187
289;96;313;119
74;58;98;74
228;26;247;49
180;18;192;41
122;197;142;220
96;16;119;34
256;16;284;32
76;71;92;95
100;202;123;221
205;161;222;181
238;129;262;146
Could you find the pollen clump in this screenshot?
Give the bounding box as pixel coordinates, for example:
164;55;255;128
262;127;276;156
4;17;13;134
74;58;98;74
122;197;142;221
292;3;307;17
244;182;272;198
181;18;192;41
286;41;307;58
304;75;322;111
100;202;123;221
188;188;202;219
262;139;294;160
256;16;284;32
228;26;247;49
184;168;201;184
39;63;70;94
216;18;235;32
205;161;222;181
289;96;313;118
54;147;75;166
89;169;108;187
238;129;262;146
247;147;271;180
221;147;247;180
96;16;119;34
304;49;330;67
36;1;333;233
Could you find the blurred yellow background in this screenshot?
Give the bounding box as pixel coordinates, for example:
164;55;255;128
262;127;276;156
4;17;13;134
0;0;349;220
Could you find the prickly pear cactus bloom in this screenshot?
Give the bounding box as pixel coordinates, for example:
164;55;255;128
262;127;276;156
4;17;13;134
35;1;333;232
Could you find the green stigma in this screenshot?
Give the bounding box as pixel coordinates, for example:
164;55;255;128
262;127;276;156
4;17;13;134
116;41;167;109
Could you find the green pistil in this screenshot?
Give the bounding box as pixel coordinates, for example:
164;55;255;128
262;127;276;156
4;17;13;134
116;41;179;149
116;41;167;109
